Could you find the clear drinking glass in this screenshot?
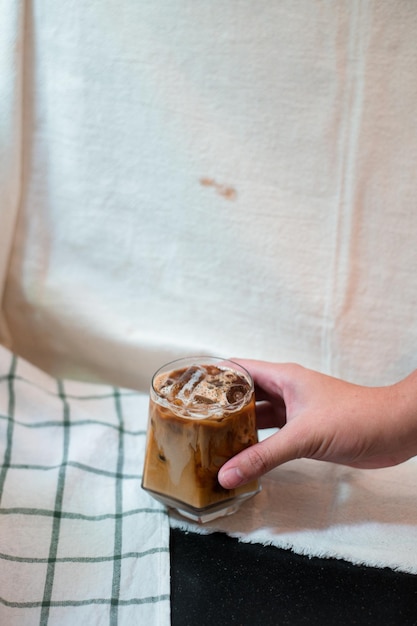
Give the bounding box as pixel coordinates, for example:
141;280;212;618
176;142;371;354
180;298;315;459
141;356;261;523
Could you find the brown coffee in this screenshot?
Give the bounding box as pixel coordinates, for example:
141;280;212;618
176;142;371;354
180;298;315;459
142;359;260;521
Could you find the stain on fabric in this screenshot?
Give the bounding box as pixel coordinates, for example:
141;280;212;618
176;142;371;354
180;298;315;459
200;177;237;200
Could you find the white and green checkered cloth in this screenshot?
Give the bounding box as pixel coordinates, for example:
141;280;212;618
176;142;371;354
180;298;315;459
0;345;170;625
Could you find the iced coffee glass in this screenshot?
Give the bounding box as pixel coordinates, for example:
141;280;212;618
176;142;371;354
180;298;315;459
142;356;261;523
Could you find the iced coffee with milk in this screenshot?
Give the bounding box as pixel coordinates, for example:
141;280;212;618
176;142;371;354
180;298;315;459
142;357;260;523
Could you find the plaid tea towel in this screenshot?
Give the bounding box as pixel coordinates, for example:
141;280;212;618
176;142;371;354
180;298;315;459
0;345;170;625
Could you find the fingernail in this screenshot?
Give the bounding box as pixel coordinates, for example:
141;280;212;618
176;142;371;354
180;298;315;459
219;467;244;489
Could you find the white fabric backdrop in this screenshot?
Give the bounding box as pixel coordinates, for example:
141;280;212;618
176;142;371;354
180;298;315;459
1;1;417;391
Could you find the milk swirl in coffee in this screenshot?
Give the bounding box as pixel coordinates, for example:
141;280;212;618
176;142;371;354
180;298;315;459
142;358;260;522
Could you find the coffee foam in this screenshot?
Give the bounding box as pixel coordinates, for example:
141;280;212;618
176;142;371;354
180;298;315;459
153;364;251;418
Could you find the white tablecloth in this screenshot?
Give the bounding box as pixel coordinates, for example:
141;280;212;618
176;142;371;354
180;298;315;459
171;434;417;575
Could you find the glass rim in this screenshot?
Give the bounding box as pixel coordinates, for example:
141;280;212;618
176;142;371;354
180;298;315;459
150;356;254;416
151;355;254;394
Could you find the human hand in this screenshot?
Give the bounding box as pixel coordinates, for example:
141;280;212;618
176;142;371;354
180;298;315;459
218;360;417;489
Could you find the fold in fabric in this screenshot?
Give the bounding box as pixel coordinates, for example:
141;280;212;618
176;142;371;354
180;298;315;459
0;0;24;345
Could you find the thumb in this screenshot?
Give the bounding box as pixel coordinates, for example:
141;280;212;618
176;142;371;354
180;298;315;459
218;425;302;489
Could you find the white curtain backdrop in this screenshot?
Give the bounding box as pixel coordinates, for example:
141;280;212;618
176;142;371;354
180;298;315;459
1;1;417;391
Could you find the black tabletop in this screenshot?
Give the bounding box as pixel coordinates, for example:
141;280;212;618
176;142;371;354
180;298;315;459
170;528;417;626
